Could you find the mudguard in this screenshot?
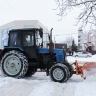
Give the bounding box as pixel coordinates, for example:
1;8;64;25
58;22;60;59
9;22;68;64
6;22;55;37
0;47;24;60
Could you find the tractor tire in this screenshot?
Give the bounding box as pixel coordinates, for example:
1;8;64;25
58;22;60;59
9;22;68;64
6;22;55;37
64;64;73;78
1;50;28;78
50;63;69;83
68;71;73;78
68;65;73;78
25;68;37;77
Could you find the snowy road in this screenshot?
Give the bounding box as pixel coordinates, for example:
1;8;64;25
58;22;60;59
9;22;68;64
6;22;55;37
0;71;95;96
0;72;84;96
0;56;96;96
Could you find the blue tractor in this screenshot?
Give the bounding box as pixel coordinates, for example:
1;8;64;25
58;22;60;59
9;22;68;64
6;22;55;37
0;28;73;82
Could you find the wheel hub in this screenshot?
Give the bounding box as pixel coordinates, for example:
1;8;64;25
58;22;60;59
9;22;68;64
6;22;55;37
3;55;21;75
10;63;15;68
53;68;64;80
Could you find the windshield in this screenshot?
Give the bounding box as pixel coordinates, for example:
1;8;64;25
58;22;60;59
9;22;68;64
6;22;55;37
35;31;42;46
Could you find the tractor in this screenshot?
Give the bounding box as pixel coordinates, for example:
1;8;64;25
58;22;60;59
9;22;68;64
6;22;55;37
0;28;74;83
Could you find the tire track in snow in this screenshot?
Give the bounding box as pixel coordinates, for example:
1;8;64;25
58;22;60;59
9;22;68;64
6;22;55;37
0;80;40;96
28;82;54;96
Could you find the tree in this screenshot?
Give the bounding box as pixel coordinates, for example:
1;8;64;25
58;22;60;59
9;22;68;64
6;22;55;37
71;39;77;51
54;0;96;28
63;36;73;48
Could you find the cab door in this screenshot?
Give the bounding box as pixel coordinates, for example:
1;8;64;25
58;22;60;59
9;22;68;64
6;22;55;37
23;31;38;58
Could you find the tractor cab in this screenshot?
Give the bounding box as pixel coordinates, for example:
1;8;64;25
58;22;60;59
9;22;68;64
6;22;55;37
8;28;43;58
8;28;43;47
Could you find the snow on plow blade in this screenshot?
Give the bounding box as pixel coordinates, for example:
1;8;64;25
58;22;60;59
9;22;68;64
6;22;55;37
75;60;96;78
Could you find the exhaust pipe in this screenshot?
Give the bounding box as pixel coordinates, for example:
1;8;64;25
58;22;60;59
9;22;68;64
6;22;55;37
49;28;54;53
50;28;53;43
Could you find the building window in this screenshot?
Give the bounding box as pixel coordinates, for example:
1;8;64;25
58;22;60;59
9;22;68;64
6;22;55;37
78;44;80;46
78;36;81;38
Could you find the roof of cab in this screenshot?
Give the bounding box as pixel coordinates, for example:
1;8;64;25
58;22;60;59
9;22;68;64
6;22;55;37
9;28;39;32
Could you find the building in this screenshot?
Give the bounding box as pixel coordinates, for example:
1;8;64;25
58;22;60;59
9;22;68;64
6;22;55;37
78;29;86;50
0;20;49;48
78;29;96;54
85;30;96;51
54;43;67;50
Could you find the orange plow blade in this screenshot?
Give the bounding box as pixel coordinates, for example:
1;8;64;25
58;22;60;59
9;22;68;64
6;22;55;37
75;60;96;78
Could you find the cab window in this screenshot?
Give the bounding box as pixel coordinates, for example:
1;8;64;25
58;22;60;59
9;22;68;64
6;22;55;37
23;32;34;46
9;31;21;46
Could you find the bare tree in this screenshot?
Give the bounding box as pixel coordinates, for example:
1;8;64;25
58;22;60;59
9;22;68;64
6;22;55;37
63;36;73;48
54;0;96;27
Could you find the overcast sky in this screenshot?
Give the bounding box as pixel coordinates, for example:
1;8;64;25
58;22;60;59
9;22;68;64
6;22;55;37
0;0;81;44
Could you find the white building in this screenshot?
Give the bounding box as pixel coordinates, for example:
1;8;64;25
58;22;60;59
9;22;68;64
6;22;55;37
78;29;86;50
0;20;49;48
78;29;96;51
87;30;96;50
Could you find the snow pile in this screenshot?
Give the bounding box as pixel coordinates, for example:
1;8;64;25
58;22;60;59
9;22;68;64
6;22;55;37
74;82;96;96
91;54;96;58
67;55;96;64
74;71;96;96
84;68;96;77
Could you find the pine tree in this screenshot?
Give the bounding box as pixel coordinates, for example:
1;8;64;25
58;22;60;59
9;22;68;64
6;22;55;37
71;39;77;51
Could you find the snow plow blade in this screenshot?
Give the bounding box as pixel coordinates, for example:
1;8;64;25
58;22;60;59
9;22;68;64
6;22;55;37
75;60;96;78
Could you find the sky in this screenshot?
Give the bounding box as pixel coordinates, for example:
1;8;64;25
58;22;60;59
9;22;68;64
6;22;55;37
0;0;81;44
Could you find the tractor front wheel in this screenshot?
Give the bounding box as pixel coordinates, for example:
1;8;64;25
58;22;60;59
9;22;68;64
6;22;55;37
1;50;28;78
50;64;69;83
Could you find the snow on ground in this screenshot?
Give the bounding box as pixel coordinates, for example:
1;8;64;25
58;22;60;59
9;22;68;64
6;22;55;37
67;54;96;64
0;55;96;96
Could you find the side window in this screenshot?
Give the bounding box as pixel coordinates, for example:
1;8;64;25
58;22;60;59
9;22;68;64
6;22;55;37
23;32;34;46
9;32;21;46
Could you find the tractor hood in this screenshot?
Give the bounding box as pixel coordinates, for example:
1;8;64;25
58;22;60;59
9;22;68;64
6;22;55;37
38;48;65;62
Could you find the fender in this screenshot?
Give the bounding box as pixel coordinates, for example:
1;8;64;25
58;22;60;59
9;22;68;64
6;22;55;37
0;47;24;60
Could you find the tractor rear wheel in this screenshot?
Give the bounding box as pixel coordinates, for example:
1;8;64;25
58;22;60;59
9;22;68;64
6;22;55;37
1;50;28;78
50;64;69;83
